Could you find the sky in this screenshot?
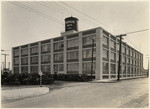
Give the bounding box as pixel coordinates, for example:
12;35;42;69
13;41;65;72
1;1;149;69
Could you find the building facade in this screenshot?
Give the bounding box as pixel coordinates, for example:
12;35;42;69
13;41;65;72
12;17;145;80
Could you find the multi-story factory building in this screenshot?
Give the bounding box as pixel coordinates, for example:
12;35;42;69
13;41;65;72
12;16;144;80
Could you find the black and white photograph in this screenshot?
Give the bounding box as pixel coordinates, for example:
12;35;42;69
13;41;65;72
1;0;149;108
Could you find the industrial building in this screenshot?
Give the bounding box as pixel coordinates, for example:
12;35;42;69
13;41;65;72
12;16;145;80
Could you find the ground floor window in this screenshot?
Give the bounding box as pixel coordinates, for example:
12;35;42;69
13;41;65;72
111;64;116;74
103;75;109;79
123;66;126;74
14;67;19;74
103;62;108;74
67;63;79;71
82;62;96;74
41;65;50;73
31;66;38;73
21;66;28;73
54;64;64;72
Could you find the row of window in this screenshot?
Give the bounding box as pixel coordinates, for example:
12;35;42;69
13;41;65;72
102;36;142;60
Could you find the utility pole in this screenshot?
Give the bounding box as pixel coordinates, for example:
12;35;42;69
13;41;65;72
116;34;127;81
91;38;94;81
146;56;149;77
1;54;9;69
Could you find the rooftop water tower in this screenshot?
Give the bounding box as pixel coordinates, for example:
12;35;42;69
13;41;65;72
65;16;79;32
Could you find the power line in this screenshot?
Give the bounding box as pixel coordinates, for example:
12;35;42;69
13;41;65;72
60;2;109;29
35;1;69;16
49;1;98;28
49;1;72;15
9;1;64;25
125;29;149;35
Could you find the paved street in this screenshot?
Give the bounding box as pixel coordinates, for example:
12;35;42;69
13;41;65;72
2;78;149;108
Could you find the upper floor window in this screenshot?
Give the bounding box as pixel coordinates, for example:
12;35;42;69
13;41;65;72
14;50;19;56
102;36;108;45
82;48;96;59
21;57;28;64
54;53;63;62
67;51;79;60
30;56;38;63
122;46;126;54
110;52;115;60
41;54;50;62
54;41;64;51
67;38;79;48
14;58;19;65
82;35;96;46
21;48;28;55
30;46;38;54
110;40;116;49
41;44;50;52
103;49;108;59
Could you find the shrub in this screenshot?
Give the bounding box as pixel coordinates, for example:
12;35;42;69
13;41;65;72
53;73;91;82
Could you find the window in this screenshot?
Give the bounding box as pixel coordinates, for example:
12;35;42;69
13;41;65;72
110;40;116;49
67;51;79;60
122;46;126;54
14;58;19;65
103;49;108;59
21;66;28;73
67;39;79;48
67;63;79;71
14;67;19;73
82;35;96;46
127;58;130;64
123;56;126;63
103;62;108;74
41;65;50;73
41;54;50;62
82;48;96;59
59;64;64;71
131;59;133;65
111;64;116;74
110;52;116;60
127;66;130;74
54;64;58;71
21;49;28;55
123;66;126;74
30;46;38;54
54;53;63;61
21;57;28;64
130;50;133;57
41;44;50;52
14;50;19;56
31;66;38;73
116;43;119;51
127;49;130;55
31;56;38;63
102;36;108;45
82;62;96;73
54;41;63;51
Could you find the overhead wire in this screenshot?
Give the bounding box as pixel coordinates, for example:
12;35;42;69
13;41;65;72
48;1;98;28
60;1;109;30
34;1;70;16
9;1;64;25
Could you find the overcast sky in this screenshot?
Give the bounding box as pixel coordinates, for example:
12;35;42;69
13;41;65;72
1;1;149;69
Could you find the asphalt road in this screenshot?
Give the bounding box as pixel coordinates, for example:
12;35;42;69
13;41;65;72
2;78;149;108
